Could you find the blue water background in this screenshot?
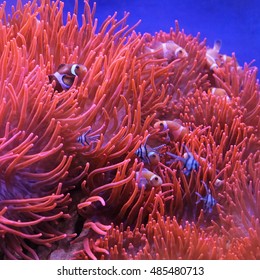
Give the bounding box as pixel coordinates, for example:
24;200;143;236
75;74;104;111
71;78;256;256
4;0;260;77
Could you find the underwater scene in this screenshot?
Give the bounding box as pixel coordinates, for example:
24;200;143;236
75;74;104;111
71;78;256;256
0;0;259;260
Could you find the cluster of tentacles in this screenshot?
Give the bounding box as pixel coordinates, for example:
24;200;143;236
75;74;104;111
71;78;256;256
0;0;259;259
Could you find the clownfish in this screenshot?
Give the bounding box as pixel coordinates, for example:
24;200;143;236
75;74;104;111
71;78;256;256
208;87;230;101
195;181;216;214
48;63;87;92
206;40;221;70
167;145;199;176
145;40;188;62
206;40;239;70
154;119;189;142
136;168;163;189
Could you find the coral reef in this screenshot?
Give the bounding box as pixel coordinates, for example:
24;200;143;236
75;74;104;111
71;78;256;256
0;0;259;259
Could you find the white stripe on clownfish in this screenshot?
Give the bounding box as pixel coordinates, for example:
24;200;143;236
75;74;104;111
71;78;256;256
53;72;71;90
71;64;79;76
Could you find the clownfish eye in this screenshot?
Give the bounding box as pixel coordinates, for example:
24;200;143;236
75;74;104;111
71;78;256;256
159;121;167;131
175;47;187;58
177;50;183;58
75;65;80;69
150;174;162;186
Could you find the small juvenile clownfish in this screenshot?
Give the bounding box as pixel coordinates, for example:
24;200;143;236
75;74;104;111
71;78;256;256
136;168;163;189
145;40;188;61
167;145;199;176
206;40;222;70
206;40;239;70
77;128;100;146
135;136;165;166
154;119;189;142
48;63;87;92
208;87;230;101
195;181;216;214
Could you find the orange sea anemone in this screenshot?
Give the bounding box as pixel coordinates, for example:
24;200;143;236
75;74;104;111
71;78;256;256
0;0;259;260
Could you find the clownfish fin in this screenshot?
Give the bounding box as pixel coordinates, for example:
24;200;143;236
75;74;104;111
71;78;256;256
173;118;183;125
57;64;66;71
213;40;222;52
